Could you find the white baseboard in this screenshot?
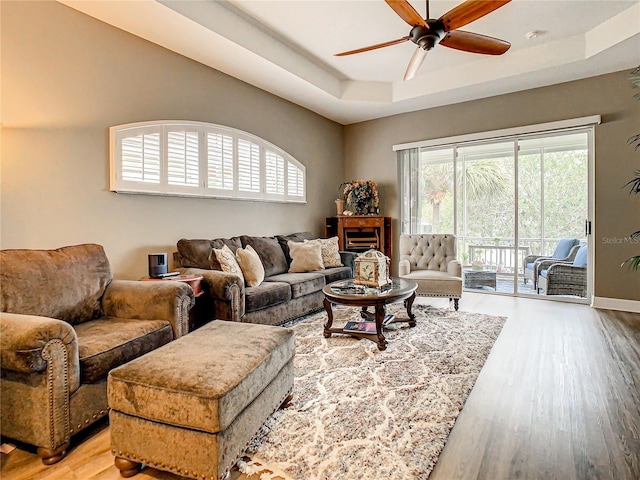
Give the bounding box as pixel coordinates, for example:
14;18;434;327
591;296;640;313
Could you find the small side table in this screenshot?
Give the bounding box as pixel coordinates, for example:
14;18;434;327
139;275;204;331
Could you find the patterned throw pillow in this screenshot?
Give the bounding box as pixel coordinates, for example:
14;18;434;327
236;245;265;287
213;244;243;279
288;240;324;273
317;236;343;268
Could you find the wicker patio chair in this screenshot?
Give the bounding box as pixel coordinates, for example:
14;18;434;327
537;244;587;297
524;238;580;288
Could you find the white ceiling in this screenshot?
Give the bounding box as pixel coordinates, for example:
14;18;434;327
60;0;640;125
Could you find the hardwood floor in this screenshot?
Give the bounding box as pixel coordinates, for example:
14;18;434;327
2;293;639;480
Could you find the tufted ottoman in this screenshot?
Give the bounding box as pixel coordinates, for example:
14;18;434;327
107;320;295;480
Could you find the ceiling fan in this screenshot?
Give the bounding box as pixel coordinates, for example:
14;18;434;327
335;0;512;81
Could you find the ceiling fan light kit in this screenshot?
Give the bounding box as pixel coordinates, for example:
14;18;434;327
335;0;513;81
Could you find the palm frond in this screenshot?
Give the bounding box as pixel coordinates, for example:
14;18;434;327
630;231;640;239
623;171;640;195
629;134;640;151
621;255;640;271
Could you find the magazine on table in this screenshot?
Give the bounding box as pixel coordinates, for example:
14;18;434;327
343;321;377;334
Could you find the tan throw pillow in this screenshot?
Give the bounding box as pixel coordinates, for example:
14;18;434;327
213;244;243;278
288;240;324;273
317;236;343;268
236;245;265;287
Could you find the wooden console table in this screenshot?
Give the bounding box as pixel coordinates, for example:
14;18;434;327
325;215;392;263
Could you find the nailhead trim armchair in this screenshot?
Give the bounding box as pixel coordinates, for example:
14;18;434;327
398;234;462;310
0;244;194;465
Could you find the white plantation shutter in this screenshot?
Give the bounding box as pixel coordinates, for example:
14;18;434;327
237;138;260;193
121;133;160;183
265;150;285;195
167;131;199;187
111;121;305;202
207;133;234;191
287;161;304;197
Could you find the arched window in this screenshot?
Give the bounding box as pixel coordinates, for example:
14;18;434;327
110;121;306;203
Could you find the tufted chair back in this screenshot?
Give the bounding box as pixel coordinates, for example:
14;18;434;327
399;234;457;272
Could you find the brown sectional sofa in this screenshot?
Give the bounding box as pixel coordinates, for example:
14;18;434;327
174;232;356;326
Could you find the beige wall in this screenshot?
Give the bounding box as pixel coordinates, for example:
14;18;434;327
1;1;344;279
344;71;640;301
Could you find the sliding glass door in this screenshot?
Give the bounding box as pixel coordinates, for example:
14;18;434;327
399;129;592;302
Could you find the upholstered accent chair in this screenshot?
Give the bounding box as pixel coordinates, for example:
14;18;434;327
0;244;195;465
398;234;462;310
524;238;580;288
538;243;588;297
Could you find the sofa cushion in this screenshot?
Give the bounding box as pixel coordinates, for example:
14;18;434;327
266;272;326;298
244;281;291;313
276;232;315;265
176;238;243;270
320;266;353;284
108;320;295;434
75;317;173;383
236;245;265;287
0;244;112;325
288;240;324;273
240;236;288;277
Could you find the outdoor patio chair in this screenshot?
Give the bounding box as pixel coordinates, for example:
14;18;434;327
537;244;588;297
524;238;580;288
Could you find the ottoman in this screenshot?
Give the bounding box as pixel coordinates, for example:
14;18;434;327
107;320;295;480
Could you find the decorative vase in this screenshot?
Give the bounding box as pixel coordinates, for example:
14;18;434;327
335;198;344;215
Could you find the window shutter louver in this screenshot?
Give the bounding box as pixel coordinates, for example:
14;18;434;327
288;162;304;197
167;131;199;186
121;133;160;183
265;150;285;195
237;139;261;193
207;133;234;190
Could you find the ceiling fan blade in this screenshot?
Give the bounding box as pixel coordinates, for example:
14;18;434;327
385;0;427;27
404;47;428;81
440;30;510;55
439;0;511;32
335;36;411;56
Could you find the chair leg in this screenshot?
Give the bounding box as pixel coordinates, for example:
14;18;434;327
453;298;459;311
37;441;69;465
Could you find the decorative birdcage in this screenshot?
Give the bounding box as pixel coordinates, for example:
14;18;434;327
354;249;390;287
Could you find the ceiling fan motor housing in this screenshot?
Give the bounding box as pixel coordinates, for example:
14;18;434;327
410;20;445;50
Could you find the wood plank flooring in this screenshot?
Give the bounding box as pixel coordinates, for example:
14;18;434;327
2;293;639;480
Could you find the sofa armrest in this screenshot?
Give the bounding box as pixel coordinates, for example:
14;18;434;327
177;267;245;321
339;251;358;276
448;259;462;277
0;312;80;391
398;259;411;277
102;280;194;338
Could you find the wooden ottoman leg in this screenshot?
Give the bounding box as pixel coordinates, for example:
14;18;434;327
115;457;142;478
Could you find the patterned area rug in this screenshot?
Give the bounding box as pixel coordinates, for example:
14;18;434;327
236;304;506;480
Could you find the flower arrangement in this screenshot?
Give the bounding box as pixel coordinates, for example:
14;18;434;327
340;179;379;214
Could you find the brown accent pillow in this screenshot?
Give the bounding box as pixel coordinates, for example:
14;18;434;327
288;240;324;273
236;245;265;287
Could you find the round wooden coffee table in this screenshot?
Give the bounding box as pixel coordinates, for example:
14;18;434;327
322;277;417;351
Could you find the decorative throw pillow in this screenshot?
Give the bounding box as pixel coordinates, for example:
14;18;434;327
316;237;343;268
213;244;243;278
236;245;265;287
288;240;324;273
